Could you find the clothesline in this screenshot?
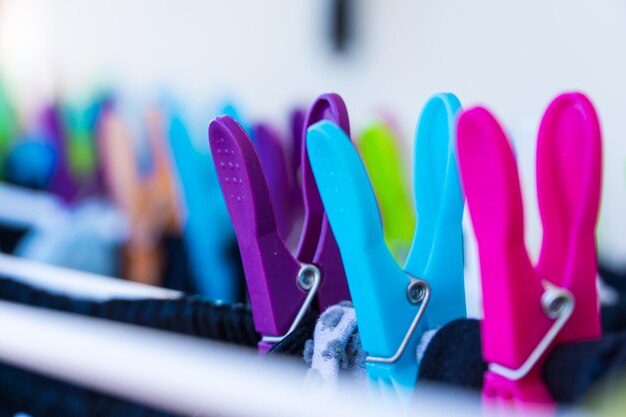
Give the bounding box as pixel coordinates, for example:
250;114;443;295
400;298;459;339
0;253;182;300
0;300;484;417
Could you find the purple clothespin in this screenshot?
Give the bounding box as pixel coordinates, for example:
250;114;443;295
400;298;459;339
208;93;352;353
297;94;351;282
41;104;79;203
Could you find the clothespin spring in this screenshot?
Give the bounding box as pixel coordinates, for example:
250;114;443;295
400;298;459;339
366;276;431;364
489;285;574;381
261;264;321;344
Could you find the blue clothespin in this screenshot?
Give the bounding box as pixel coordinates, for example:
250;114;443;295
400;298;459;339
5;132;56;190
163;99;242;301
306;93;466;390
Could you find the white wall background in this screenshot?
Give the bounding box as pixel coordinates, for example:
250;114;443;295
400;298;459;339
1;0;626;265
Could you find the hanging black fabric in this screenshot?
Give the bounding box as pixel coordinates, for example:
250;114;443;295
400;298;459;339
160;234;198;293
599;262;626;333
0;361;183;417
0;277;260;346
419;319;626;404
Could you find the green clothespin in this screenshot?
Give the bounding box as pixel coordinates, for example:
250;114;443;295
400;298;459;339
63;98;103;179
358;123;415;262
0;86;18;162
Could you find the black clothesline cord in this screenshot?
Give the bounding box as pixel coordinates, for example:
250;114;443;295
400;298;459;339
0;277;260;346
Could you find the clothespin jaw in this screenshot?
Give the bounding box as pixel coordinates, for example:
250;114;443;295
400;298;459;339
358;123;415;262
287;108;305;232
404;93;466;330
164;101;241;301
297;93;351;309
535;92;602;343
251;123;293;241
307;120;425;389
457;92;602;407
289;108;305;181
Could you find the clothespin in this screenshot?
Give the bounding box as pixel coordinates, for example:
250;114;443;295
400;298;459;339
306;93;466;390
456;92;602;409
98;104;179;286
208;93;351;353
40;104;80;203
164;100;242;301
358;122;415;262
5;132;56;190
62;98;105;181
0;86;17;164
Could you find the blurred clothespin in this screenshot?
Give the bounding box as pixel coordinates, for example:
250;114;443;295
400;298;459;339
359;122;415;262
0;86;18;166
98;104;180;286
164;99;243;301
40;104;80;203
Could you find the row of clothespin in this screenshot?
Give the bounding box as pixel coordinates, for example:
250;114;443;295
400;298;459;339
0;89;255;299
0;86;421;304
207;91;603;411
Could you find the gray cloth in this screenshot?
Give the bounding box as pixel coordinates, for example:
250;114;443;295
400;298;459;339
303;301;440;385
304;301;366;385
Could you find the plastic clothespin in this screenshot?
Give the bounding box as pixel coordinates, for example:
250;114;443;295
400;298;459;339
62;100;102;181
41;104;80;203
98;104;179;286
208;93;351;353
164;100;242;301
0;86;17;162
306;93;466;389
358;123;415;262
5;133;56;190
456;92;602;409
251;123;294;241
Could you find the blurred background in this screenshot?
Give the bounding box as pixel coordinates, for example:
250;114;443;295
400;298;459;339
0;0;624;283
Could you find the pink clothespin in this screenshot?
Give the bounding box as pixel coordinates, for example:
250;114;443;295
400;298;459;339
457;92;602;410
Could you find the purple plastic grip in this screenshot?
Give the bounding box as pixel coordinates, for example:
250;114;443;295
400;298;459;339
209;116;305;336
